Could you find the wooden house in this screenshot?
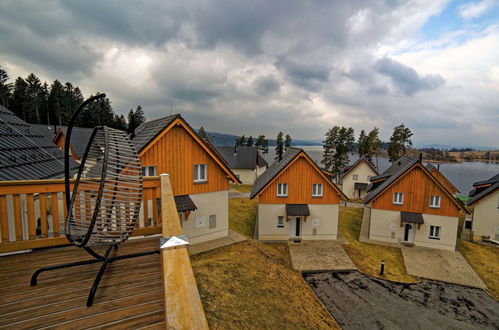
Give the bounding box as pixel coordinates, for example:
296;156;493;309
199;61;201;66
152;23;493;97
250;148;347;241
365;156;468;251
215;146;268;184
467;174;499;241
425;163;460;195
339;156;378;200
53;127;94;161
131;114;240;244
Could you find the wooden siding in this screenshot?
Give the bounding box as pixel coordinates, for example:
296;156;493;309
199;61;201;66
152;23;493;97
140;124;229;196
258;155;340;204
53;132;80;161
430;169;458;195
372;166;460;217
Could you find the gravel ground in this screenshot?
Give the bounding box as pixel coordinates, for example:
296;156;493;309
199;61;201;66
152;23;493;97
305;271;499;330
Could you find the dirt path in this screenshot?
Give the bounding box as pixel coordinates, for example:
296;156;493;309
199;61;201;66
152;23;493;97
305;271;499;330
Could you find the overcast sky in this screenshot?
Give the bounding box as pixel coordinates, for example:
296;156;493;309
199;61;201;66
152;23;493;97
1;0;498;147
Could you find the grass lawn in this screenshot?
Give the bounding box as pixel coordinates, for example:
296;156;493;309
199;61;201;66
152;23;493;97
230;184;253;193
191;240;339;329
229;197;258;237
457;239;499;300
339;206;418;283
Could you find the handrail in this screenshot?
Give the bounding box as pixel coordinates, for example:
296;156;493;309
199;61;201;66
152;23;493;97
159;173;209;329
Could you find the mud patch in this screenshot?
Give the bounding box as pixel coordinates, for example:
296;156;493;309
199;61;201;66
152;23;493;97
304;271;499;330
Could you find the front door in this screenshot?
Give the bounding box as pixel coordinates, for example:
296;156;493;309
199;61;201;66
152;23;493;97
290;217;301;238
403;224;415;243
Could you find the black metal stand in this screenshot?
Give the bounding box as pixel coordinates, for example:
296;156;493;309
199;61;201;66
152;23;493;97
30;246;159;307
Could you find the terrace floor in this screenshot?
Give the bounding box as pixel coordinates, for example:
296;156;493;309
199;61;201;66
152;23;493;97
0;237;165;329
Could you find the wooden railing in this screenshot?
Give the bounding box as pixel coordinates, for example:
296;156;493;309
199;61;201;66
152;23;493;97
0;177;162;253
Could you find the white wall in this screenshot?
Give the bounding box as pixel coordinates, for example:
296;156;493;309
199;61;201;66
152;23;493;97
181;190;229;244
369;208;458;251
342;162;377;199
257;203;339;241
233;169;256;185
472;190;499;239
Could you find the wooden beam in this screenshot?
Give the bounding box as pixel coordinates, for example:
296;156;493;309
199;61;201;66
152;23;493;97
159;174;209;329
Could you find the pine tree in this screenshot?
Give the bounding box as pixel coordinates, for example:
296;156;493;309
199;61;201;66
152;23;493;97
321;126;355;181
198;126;208;139
235;135;246;146
112;114;127;130
39;82;50;124
25;73;43;124
134;105;146;127
12;77;28;120
48;80;64;125
275;132;284;161
246;136;254;147
284;134;292;151
127;109;136;135
0;66;12;107
388;123;413;161
62;83;83;125
366;127;382;164
358;130;368;157
255;134;269;154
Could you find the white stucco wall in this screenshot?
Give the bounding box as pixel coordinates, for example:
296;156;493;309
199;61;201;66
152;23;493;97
181;190;229;244
369;208;458;251
233;169;257;185
341;162;377;199
257;203;339;241
256;165;267;177
472;190;499;239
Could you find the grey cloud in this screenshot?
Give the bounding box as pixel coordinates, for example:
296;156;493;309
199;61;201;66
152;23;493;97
255;76;281;95
276;56;331;92
373;57;445;95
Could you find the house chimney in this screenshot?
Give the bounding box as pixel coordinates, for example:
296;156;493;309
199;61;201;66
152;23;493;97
419;153;423;162
234;145;237;154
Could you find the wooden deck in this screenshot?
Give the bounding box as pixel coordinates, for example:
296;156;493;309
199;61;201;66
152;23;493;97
0;237;165;329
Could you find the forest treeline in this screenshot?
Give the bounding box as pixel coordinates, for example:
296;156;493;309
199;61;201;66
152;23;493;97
0;65;146;134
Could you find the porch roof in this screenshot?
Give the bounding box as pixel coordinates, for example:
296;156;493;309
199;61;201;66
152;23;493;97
174;195;197;212
400;211;424;224
354;182;369;191
286;204;310;216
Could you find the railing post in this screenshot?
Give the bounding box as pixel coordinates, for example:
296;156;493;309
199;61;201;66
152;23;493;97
160;173;209;329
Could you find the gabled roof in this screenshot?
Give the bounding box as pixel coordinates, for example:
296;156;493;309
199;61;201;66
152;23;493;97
401;211;424;224
54;126;95;157
365;156;418;202
131;114;240;183
340;156;378;180
425;163;460;193
250;147;347;200
467;174;499;206
365;156;467;213
0;105;78;181
215;146;268;170
30;124;60;141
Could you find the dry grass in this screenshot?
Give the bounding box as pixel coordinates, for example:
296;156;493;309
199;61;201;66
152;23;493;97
339;206;418;283
457;239;499;300
191;240;339;329
230;184;254;193
229;198;258;237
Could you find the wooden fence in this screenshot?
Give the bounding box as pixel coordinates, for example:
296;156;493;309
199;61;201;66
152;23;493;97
0;177;162;253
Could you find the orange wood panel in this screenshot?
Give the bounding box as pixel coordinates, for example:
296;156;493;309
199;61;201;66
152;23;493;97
51;193;60;236
372;166;460;217
140;125;229;196
258;155;340;204
39;194;48;238
26;194;36;239
430;170;458;195
0;195;9;241
12;195;23;240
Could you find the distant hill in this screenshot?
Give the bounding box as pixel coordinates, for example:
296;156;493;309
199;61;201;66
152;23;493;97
416;144;498;151
203;130;322;146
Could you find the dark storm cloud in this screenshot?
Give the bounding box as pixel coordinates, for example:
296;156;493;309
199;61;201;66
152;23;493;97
373;57;445;95
255;76;281;96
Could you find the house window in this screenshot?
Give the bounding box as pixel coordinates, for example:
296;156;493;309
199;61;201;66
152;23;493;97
142;166;157;177
352;174;358;181
429;195;441;208
393;192;404;205
277;183;288;197
367;175;372;181
312;184;323;197
429;225;441;239
209;215;216;229
194;164;207;183
277;216;284;228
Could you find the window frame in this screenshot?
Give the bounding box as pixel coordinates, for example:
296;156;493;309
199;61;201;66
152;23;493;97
429;225;441;240
393;192;404;205
429;195;441;208
142;166;157;177
277;216;285;228
312;183;323;197
194;164;207;183
277;183;288;197
352;174;358;181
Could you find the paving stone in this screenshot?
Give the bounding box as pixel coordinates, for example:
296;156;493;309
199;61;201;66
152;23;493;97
189;230;247;255
288;240;356;272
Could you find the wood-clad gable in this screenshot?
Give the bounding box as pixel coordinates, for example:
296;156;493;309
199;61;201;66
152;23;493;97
428;168;459;194
258;153;344;204
371;164;462;217
139;119;236;195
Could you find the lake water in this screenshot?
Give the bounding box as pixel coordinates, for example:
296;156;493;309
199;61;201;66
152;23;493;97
262;146;499;196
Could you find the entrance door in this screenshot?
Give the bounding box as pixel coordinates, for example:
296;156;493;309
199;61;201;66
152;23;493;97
289;217;301;238
403;224;415;243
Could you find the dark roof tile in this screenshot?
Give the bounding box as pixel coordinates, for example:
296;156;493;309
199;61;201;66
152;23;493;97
401;211;424;224
286;204;310;216
215;146;268;169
